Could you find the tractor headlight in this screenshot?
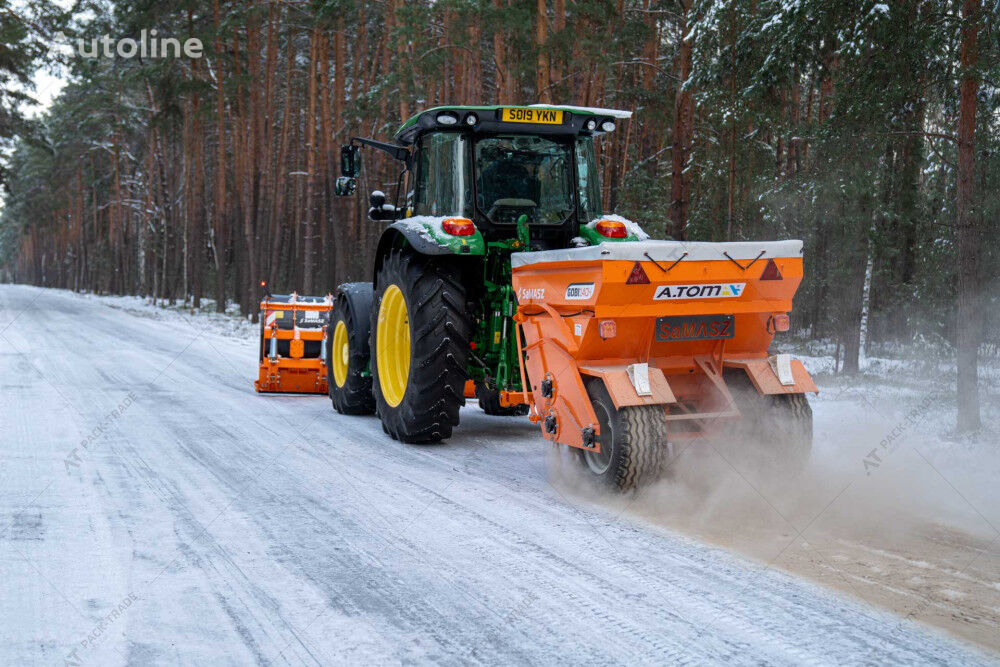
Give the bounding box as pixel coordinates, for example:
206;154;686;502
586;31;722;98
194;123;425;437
585;119;597;131
436;112;459;125
601;120;616;132
464;113;478;125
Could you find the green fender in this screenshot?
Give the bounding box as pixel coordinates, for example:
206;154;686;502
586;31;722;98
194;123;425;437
371;219;485;282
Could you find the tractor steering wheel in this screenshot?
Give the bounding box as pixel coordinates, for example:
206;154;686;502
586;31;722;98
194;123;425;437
487;198;537;225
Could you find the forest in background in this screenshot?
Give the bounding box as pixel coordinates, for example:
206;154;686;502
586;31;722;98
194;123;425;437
0;0;997;430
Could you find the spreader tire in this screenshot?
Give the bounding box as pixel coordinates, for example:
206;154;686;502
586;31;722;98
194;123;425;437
723;371;812;470
476;383;530;416
371;249;471;443
759;393;813;468
583;379;669;490
327;283;376;415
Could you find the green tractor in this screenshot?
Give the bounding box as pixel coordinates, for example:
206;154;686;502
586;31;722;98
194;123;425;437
326;105;642;443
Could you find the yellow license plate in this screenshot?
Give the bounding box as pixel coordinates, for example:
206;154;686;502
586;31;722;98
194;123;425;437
501;108;563;124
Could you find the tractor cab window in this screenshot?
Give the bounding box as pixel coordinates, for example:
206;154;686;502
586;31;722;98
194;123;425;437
474;135;573;225
414;132;471;217
576;136;602;221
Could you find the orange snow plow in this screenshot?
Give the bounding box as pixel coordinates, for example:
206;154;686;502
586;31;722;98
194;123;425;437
255;292;333;394
511;240;817;487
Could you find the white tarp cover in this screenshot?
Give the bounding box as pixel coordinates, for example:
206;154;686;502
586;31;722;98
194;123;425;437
511;239;803;268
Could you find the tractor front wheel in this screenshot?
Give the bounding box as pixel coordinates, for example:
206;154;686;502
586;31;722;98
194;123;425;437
327;283;376;415
582;379;670;490
370;249;471;443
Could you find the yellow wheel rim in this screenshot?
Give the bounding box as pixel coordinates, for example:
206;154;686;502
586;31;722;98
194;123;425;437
331;320;349;388
376;284;410;407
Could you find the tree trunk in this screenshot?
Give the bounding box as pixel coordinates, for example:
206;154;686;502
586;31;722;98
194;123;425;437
669;0;693;240
536;0;549;101
212;0;228;312
302;29;319;295
955;0;981;431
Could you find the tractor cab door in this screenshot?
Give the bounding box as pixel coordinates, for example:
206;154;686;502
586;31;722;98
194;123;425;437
412;132;472;219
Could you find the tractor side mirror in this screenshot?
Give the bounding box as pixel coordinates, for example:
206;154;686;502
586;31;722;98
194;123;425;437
335;176;356;196
368;190;401;221
336;145;360;197
340;144;360;177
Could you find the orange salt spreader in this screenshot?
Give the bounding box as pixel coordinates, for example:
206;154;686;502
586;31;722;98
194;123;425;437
255;291;334;394
509;239;818;462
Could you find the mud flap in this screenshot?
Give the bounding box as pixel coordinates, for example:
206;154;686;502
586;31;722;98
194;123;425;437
725;357;818;395
578;364;675;409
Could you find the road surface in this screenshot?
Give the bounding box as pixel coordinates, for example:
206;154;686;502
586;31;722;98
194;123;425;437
0;285;993;665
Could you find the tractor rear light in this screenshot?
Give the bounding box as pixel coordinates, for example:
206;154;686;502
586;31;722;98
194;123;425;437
442;217;475;236
760;258;783;280
772;313;790;332
595;219;627;238
599;320;617;339
625;262;650;284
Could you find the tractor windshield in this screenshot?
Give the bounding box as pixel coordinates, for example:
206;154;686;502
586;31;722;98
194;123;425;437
475;136;574;225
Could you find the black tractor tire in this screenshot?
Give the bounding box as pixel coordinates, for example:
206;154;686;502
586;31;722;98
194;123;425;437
476;382;530;416
721;371;812;472
370;249;471;443
581;379;670;491
327;283;376;415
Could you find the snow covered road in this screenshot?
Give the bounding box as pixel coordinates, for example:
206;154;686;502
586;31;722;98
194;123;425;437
0;284;994;665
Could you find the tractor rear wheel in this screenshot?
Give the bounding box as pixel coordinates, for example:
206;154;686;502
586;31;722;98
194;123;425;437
327;283;376;415
582;379;669;490
370;249;471;443
476;382;530;416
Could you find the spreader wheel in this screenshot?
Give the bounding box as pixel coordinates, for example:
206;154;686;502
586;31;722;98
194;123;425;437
758;392;813;468
722;371;812;471
370;249;471;443
582;379;669;491
327;283;376;415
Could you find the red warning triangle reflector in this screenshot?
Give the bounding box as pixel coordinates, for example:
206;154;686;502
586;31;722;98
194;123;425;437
760;259;782;281
626;262;650;284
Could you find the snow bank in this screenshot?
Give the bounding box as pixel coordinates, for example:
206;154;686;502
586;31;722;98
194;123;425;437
75;291;258;340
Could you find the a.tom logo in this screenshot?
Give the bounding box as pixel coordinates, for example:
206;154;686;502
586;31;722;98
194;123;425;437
653;283;745;300
564;282;595;300
518;288;545;301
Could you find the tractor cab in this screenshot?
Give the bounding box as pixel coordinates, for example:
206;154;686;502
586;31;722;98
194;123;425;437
336;105;639;250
